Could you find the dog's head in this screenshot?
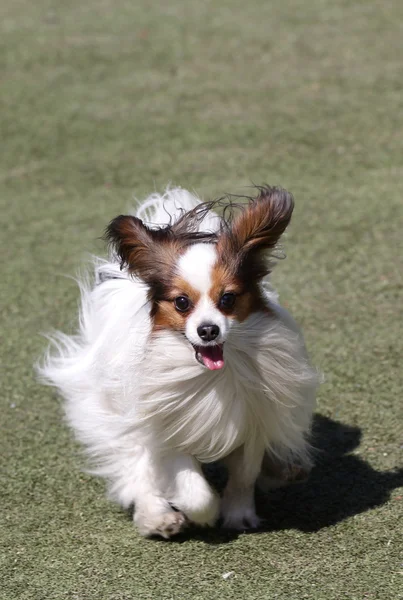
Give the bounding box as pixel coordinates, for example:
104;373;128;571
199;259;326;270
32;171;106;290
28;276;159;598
105;186;294;370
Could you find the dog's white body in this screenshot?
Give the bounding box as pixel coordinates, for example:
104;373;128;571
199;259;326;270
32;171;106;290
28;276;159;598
40;189;318;537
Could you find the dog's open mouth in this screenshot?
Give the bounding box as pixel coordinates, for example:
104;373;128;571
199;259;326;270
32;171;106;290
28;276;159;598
194;344;225;371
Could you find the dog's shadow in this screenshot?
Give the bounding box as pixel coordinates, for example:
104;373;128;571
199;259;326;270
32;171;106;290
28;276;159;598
170;414;403;544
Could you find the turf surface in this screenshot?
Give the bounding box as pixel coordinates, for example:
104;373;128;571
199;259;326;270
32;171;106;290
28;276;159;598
1;1;403;598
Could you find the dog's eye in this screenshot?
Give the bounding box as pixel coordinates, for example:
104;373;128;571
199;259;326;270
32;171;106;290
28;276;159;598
174;296;190;312
219;293;236;310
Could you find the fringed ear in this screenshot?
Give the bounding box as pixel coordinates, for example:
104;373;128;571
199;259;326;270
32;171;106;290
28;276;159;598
105;208;218;287
217;186;294;279
105;215;175;284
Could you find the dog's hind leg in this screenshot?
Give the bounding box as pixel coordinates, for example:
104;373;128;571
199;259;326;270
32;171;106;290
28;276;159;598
256;448;312;492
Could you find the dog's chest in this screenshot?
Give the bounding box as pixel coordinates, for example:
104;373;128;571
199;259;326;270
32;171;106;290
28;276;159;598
139;364;268;463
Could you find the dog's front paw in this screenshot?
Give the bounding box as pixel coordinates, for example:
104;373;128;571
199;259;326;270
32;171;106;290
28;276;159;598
135;509;187;539
220;490;261;531
221;506;261;530
174;487;220;527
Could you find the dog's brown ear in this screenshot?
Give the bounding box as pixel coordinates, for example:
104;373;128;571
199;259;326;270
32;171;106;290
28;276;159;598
105;215;177;284
105;208;218;286
217;186;294;278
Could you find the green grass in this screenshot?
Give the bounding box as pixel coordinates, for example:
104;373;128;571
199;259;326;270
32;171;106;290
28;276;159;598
1;0;403;598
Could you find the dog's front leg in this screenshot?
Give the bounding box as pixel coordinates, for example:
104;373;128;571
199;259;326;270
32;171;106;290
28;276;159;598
221;442;264;530
162;454;220;528
131;450;219;537
129;447;189;539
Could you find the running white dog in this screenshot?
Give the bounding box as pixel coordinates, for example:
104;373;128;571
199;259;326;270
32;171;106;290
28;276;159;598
39;186;318;538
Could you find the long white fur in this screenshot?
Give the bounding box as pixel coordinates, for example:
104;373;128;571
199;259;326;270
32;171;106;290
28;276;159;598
39;187;318;537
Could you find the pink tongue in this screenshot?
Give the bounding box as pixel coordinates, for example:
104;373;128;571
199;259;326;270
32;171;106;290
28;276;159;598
199;345;225;371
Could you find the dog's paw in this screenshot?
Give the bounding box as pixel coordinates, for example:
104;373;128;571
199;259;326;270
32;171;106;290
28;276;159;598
220;483;261;531
173;488;220;527
221;492;261;530
221;507;261;530
135;509;187;539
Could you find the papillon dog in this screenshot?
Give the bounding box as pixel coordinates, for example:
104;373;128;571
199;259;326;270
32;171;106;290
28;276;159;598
39;186;318;539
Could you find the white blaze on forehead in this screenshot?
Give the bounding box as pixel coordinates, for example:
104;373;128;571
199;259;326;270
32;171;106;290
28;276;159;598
177;243;217;294
178;243;231;349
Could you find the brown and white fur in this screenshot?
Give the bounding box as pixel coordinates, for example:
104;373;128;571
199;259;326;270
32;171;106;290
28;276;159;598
39;186;318;538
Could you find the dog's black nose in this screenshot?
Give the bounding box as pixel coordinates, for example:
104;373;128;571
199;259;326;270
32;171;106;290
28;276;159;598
197;323;220;341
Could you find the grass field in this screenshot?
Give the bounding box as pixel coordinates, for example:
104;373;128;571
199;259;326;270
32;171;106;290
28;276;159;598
1;1;403;598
